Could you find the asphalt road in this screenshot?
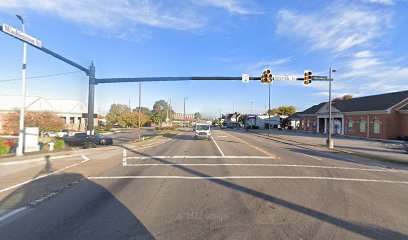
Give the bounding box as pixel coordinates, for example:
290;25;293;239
1;129;408;239
109;127;156;145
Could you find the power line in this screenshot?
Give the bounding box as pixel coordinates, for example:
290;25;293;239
0;71;82;83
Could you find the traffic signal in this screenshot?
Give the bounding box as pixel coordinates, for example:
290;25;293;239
261;69;272;84
304;70;312;85
266;69;272;84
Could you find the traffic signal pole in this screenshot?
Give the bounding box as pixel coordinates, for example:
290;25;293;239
86;63;96;148
268;83;271;136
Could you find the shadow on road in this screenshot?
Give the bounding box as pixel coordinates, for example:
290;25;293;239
120;145;408;239
0;156;155;240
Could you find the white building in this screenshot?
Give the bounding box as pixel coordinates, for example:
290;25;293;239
0;96;97;134
245;115;287;129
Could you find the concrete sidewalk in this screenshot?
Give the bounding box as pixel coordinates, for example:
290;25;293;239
246;128;408;163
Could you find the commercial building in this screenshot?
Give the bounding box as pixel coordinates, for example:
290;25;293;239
298;90;408;140
0;96;98;134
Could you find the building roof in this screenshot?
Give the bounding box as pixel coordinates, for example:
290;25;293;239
301;103;326;114
288;112;301;119
399;104;408;110
0;96;94;114
332;90;408;112
299;90;408;114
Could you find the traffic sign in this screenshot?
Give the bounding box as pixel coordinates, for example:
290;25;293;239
242;74;249;83
272;75;297;81
312;76;328;80
2;23;42;48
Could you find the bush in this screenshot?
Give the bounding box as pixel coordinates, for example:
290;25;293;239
0;144;10;156
53;139;65;150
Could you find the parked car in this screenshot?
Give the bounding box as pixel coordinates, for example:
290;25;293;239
404;142;408;153
63;133;113;146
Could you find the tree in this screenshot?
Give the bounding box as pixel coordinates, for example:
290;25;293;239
333;94;353;102
106;104;131;124
3;111;65;134
266;106;296;116
116;112;148;128
133;106;151;116
194;112;202;120
152;100;172;123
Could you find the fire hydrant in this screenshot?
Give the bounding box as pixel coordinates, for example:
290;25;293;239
49;140;55;151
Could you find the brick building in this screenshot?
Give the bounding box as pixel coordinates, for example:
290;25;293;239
298;90;408;140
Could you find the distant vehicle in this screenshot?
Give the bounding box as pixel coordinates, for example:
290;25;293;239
63;133;113;146
220;126;227;129
194;123;211;140
404;142;408;153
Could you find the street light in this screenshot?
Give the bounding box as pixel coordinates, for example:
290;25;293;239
327;67;336;149
16;14;27;156
183;97;188;127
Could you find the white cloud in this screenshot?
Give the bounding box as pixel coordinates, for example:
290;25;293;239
192;0;259;15
363;0;395;5
243;57;293;76
276;4;392;54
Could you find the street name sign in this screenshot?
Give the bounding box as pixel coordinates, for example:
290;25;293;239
272;75;297;81
2;23;42;48
242;74;249;83
312;76;329;80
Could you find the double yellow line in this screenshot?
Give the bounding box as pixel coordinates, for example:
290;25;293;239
223;131;279;159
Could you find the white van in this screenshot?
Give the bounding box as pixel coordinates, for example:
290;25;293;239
194;123;211;140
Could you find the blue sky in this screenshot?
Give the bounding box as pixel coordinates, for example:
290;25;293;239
1;0;408;118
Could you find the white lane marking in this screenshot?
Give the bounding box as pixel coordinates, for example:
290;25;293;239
89;175;408;184
0;154;83;166
211;136;225;156
0;207;27;223
81;155;90;161
123;163;405;173
127;156;277;159
0;155;90;194
123;150;127;166
297;152;323;161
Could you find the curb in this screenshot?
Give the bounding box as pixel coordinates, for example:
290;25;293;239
249;132;408;165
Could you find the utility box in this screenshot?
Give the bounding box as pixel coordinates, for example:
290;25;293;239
24;127;39;152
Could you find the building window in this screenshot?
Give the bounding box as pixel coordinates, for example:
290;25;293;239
359;119;366;133
348;119;354;133
307;120;310;127
70;117;75;124
373;119;381;134
60;117;66;123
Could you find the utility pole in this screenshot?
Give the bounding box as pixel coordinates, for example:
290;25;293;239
327;67;336;149
128;99;131;112
138;82;141;140
183;97;188;127
16;15;27;156
233;102;235;113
